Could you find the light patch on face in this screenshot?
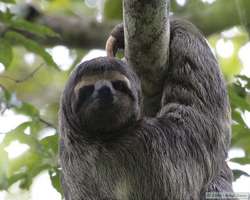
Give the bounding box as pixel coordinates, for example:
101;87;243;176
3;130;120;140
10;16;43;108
74;71;131;94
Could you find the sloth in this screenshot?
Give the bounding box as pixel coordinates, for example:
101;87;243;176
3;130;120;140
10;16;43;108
59;18;233;200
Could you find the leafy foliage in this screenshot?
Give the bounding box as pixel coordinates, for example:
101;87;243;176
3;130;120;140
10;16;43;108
0;89;59;192
0;9;58;69
228;75;250;178
5;31;57;68
0;39;12;68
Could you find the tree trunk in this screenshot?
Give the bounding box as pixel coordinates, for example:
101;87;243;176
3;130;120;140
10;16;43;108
123;0;170;116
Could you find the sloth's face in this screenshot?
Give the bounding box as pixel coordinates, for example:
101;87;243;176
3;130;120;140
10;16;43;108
72;71;139;133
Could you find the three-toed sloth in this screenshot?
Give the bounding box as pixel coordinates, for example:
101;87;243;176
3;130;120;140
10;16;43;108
59;18;233;200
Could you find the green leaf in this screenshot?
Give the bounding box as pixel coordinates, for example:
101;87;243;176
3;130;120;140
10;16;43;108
14;102;39;117
232;82;246;98
10;19;59;39
40;135;58;156
231;130;250;151
0;0;15;4
4;31;58;68
0;122;57;189
19;164;49;189
0;85;11;103
231;110;246;125
232;169;250;180
231;157;250;165
0;38;13;68
0;148;9;190
228;86;250;111
232;124;250;139
3;89;11;101
0;10;13;21
49;167;62;194
7;150;50;189
2;123;41;151
7;172;27;188
236;75;250;90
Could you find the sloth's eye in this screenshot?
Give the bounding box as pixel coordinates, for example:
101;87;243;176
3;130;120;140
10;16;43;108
112;80;129;93
78;85;94;102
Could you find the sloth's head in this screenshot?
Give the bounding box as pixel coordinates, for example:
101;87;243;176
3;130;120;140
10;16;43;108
61;57;142;137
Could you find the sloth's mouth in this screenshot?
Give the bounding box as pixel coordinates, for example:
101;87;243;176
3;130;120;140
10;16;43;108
97;95;113;103
95;95;118;108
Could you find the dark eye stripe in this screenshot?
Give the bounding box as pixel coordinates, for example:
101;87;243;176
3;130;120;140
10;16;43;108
112;80;134;100
74;85;94;112
112;80;129;93
78;85;94;102
75;85;94;112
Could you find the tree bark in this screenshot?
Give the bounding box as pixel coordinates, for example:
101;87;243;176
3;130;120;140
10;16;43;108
123;0;170;116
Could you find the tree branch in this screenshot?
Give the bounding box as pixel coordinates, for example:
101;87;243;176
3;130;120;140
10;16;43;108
37;14;117;49
0;1;249;51
39;117;57;129
0;64;43;83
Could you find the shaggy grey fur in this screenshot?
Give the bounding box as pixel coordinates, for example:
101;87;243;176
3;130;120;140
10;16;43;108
59;18;233;200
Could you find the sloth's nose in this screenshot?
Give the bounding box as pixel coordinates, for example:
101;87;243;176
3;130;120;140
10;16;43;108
97;86;114;102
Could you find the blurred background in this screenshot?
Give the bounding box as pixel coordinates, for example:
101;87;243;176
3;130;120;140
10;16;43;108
0;0;250;199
